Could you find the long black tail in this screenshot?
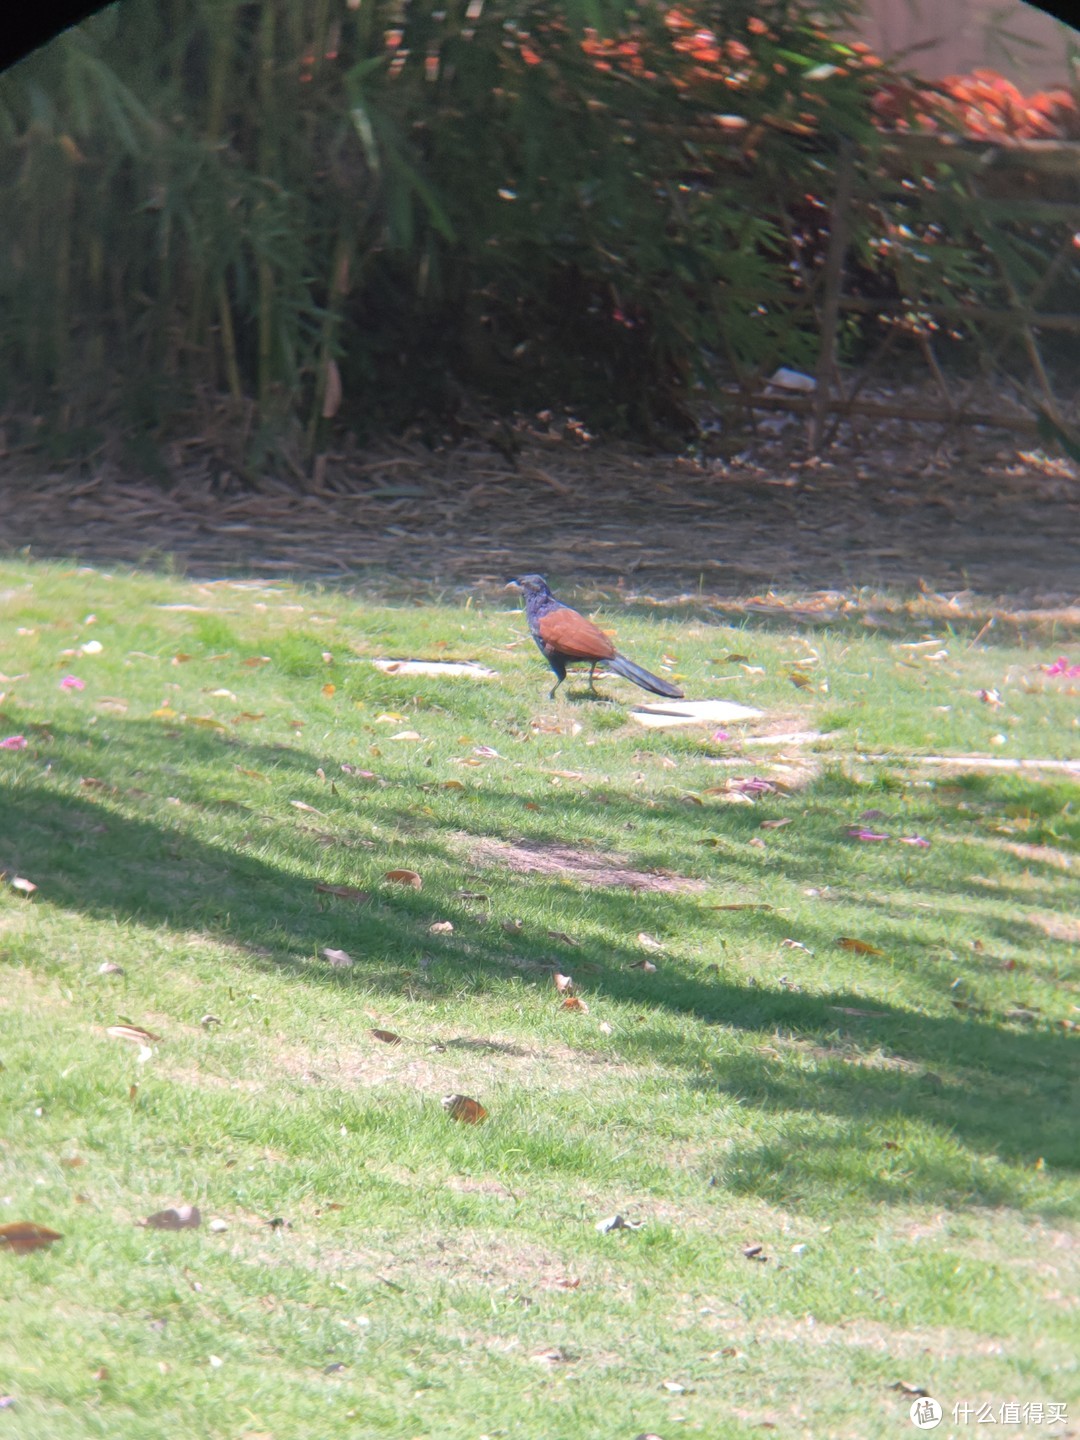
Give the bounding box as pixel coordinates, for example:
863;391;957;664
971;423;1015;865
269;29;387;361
607;652;683;698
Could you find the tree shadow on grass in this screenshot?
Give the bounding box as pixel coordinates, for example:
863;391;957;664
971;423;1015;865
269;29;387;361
2;715;1077;1216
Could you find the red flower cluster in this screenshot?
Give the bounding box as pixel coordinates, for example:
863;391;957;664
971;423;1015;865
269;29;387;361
872;68;1080;141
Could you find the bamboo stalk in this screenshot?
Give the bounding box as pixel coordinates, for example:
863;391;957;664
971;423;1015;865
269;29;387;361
811;140;855;452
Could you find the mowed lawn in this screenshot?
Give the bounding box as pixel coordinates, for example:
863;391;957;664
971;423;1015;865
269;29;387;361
1;559;1077;1439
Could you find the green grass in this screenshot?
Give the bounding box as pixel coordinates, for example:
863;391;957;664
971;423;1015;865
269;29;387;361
1;559;1078;1439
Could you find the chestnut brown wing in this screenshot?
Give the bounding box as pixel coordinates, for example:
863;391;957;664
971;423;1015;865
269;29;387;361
537;606;616;661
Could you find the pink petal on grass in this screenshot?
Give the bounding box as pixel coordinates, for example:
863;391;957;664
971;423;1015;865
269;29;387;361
733;777;775;795
899;835;931;848
710;729;731;743
60;675;86;691
0;735;28;750
848;827;890;842
1044;656;1080;678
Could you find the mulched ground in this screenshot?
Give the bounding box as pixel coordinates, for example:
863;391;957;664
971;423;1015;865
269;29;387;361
2;405;1078;614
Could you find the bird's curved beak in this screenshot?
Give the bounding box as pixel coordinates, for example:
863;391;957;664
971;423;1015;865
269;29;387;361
505;578;521;590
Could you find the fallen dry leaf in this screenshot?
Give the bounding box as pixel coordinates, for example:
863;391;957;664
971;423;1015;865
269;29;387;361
322;683;336;697
428;920;454;934
546;929;579;946
371;1029;403;1045
442;1094;488;1123
760;818;793;830
708;903;773;912
322;948;353;968
240;656;271;668
561;996;589;1013
441;779;466;790
141;1205;201;1231
553;973;575;993
629;959;657;972
0;1221;63;1254
384;869;422;890
838;937;885;956
107;1024;162;1045
235;766;268;781
315;883;371;903
97;962;124;975
290;800;324;815
531;1347;571;1366
637;932;664;951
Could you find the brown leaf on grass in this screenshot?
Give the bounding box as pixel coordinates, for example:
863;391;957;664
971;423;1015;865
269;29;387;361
235;766;268;781
455;890;489;903
637;932;664;951
10;876;37;895
630;959;657;972
0;1221;63;1254
80;776;110;790
107;1024;162;1045
553;973;575;993
322;948;353;968
428;920;454;934
788;670;812;689
141;1205;201;1231
315;883;371;903
370;1029;403;1045
531;1347;572;1366
838;937;885;956
501;919;524;935
172;653;193;664
240;656;271;668
554;1277;581;1289
708;903;773;912
290;800;324;815
232;712;265;723
546;929;579;946
60;1155;86;1168
441;779;466;791
384;869;422;890
442;1094;487;1123
829;1005;887;1018
187;716;228;732
561;996;589;1013
760;818;793;830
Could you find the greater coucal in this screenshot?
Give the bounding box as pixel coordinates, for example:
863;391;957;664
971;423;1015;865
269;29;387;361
508;573;684;700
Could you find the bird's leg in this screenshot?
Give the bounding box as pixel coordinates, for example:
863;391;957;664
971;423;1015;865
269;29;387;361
587;662;599;695
548;660;567;701
549;676;563;700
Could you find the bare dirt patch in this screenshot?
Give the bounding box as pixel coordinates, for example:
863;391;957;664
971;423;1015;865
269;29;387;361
469;835;707;893
273;1029;645;1097
3;419;1078;606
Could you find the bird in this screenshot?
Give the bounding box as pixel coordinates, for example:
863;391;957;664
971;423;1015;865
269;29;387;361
508;573;684;701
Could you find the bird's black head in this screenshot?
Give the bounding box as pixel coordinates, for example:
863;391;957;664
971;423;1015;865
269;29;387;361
506;574;552;597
